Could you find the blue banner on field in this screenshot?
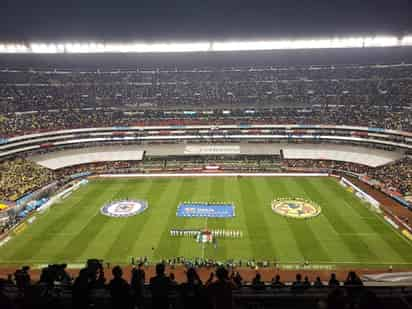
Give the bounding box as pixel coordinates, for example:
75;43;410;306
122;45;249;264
177;202;235;218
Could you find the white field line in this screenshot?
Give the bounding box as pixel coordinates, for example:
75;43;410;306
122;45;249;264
1;259;412;265
97;172;328;178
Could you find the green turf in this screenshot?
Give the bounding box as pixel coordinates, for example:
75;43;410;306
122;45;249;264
1;176;412;269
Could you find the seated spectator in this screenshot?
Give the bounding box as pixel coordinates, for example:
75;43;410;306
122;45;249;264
303;276;311;289
88;261;106;289
206;267;236;309
72;268;90;309
344;271;364;307
179;267;204;309
344;271;363;287
108;266;131;309
271;274;284;289
251;272;265;290
291;273;304;293
230;271;243;288
149;263;171;309
14;266;30;293
56;264;72;284
328;273;340;288
313;276;324;288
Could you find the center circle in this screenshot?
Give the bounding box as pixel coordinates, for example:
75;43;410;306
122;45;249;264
100;200;148;218
271;198;321;219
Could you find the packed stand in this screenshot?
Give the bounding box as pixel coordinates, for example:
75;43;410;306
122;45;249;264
1;64;412;136
368;157;412;196
0;158;57;201
282;159;373;175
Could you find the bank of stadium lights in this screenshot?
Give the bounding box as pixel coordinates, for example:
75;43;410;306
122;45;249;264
0;35;412;54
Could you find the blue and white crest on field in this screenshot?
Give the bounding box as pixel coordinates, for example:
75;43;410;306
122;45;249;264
100;200;148;218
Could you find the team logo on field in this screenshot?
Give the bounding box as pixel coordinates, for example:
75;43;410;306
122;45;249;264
100;200;148;218
271;198;321;219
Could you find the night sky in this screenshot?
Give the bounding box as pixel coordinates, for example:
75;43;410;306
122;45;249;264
0;0;411;41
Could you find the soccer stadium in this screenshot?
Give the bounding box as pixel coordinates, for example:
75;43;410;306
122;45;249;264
1;6;412;307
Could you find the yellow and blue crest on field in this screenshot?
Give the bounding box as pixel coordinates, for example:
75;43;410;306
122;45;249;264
271;197;321;219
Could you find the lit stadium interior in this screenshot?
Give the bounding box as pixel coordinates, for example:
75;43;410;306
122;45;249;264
1;1;412;308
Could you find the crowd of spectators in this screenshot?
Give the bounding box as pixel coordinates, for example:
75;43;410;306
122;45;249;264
283;158;412;197
0;261;380;309
1;64;412;136
283;159;373;175
1;105;411;137
369;157;412;196
0;158;57;201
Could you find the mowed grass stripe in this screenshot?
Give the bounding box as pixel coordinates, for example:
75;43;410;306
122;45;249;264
301;178;381;263
205;177;228;260
247;178;279;259
237;177;276;260
292;178;358;263
260;178;304;262
222;177;255;260
317;178;408;263
177;178;210;258
153;178;200;259
90;179;157;263
53;181;132;262
277;178;331;262
130;178;183;259
5;183;109;262
320;178;412;262
0;183;96;261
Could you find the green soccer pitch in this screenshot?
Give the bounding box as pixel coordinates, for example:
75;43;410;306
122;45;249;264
1;176;412;269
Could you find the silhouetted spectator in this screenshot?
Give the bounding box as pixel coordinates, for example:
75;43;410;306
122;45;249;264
56;264;72;284
328;273;340;288
108;266;131;309
303;276;311;289
271;274;284;289
88;260;106;289
72;268;90;309
313;276;324;288
251;272;265;290
14;266;30;294
291;273;304;293
344;271;363;287
206;267;236;309
131;262;145;309
231;271;243;288
150;263;171;309
179;268;204;309
344;271;363;308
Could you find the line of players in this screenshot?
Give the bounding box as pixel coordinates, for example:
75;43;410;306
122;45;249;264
170;229;243;238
